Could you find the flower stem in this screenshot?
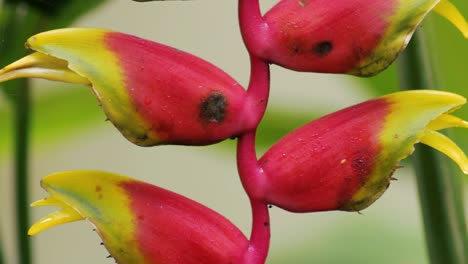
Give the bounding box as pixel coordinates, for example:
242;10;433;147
236;131;265;201
238;0;269;59
246;55;270;126
397;28;468;263
237;2;272;262
244;197;270;264
236;56;270;263
237;131;270;264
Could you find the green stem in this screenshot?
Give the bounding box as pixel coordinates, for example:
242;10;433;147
1;4;40;264
13;79;32;264
397;29;467;263
0;232;4;264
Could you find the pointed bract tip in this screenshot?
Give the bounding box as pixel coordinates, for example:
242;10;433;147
29;170;130;236
386;90;466;113
28;196;84;236
420;130;468;174
434;0;468;39
25;28;110;51
0;52;90;85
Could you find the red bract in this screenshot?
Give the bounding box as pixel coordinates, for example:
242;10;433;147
29;171;249;264
259;0;467;76
258;91;468;212
264;0;393;75
0;28;258;146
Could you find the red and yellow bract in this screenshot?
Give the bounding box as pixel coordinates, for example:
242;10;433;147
259;0;468;76
258;90;468;212
29;171;249;264
0;28;257;146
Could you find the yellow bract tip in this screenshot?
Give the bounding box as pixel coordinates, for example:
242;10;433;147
427;114;468;130
28;196;84;236
434;0;468;38
420;130;468;174
0;52;90;85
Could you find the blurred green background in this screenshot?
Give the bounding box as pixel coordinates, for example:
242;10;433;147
0;0;467;263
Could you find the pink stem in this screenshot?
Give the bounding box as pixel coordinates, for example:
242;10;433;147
244;197;271;264
247;55;270;125
237;130;264;199
238;0;270;57
237;131;270;264
238;1;272;263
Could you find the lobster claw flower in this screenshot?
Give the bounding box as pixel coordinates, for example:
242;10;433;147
259;0;468;76
0;28;256;146
29;171;248;264
258;90;468;213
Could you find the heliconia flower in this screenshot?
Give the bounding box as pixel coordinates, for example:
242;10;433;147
257;90;467;213
0;28;257;146
29;170;249;264
257;0;468;76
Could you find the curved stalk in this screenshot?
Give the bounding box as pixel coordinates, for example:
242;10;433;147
397;28;467;263
236;56;270;264
236;49;271;264
244;197;270;264
237;2;272;263
246;55;270;127
237;131;270;264
238;0;269;58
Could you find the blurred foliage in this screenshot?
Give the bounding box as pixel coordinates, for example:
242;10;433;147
270;217;427;264
0;86;103;159
5;0;70;15
3;0;105;25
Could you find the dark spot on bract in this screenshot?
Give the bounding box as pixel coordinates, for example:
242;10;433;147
96;185;103;200
263;222;269;227
200;92;227;123
292;44;302;55
313;41;333;56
